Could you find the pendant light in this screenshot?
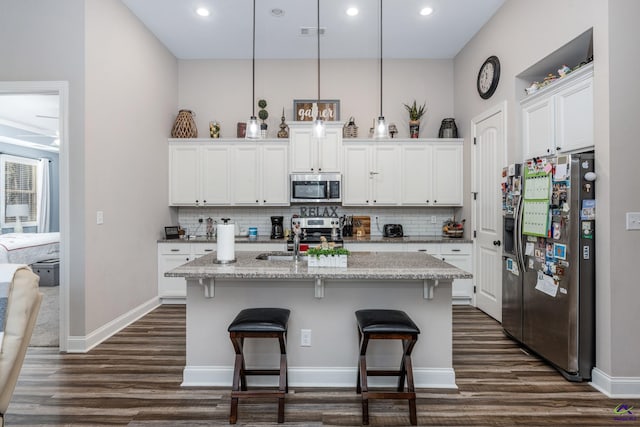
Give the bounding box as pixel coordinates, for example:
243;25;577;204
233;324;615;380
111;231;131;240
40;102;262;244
312;0;326;138
373;0;389;139
246;0;260;139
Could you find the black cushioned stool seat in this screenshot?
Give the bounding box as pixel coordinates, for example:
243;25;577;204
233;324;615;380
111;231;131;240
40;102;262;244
228;308;290;424
355;309;421;425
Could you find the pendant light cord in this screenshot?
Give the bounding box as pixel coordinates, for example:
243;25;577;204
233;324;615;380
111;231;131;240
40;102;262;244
379;0;383;117
252;0;256;117
317;0;321;117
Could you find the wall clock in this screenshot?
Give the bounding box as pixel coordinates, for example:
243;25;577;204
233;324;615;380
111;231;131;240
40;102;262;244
477;55;500;99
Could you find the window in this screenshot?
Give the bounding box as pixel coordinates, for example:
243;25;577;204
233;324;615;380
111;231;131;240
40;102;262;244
1;154;38;228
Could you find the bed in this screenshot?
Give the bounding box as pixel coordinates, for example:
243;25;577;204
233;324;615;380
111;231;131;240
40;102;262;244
0;232;60;265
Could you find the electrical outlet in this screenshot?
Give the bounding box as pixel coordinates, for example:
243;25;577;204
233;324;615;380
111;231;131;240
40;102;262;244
431;215;437;224
96;211;104;225
300;329;312;347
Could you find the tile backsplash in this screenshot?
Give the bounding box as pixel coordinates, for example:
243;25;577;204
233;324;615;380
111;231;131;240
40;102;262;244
177;206;462;238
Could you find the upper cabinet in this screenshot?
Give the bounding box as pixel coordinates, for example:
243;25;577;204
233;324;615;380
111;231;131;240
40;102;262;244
521;63;593;159
289;122;342;173
169;140;288;206
343;139;463;207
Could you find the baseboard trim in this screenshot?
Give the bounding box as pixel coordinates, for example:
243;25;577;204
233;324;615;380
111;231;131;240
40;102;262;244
65;297;161;353
590;368;640;398
182;365;457;389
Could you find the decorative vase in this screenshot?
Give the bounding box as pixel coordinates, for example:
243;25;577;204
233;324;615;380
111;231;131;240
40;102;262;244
409;120;420;138
209;121;220;138
171;110;198;138
438;118;458;138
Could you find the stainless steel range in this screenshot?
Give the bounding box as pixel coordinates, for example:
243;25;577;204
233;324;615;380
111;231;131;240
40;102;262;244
287;217;343;252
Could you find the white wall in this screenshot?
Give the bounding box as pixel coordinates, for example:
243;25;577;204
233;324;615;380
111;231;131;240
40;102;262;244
453;0;640;390
178;58;454;139
84;0;177;334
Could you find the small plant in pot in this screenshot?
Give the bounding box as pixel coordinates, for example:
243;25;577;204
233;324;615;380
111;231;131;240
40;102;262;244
258;99;269;138
403;100;427;138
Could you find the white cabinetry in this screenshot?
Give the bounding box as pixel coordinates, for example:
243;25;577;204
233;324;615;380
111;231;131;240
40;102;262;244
522;63;593;159
344;139;462;207
157;242;215;303
401;142;463;206
232;142;289;206
169;144;230;206
289;122;342;172
169;140;288;206
343;142;400;206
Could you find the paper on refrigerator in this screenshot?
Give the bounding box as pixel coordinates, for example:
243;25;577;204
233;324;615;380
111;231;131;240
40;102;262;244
535;271;558;297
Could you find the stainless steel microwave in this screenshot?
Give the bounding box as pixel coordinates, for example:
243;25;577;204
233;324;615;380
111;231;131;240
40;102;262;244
290;173;341;203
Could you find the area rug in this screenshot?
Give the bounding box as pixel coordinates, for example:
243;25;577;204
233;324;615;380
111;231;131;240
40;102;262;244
30;286;59;347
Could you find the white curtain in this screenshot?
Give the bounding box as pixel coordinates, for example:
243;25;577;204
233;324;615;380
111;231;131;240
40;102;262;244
36;158;50;232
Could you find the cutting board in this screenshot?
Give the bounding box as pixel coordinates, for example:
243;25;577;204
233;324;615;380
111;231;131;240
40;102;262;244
353;216;370;236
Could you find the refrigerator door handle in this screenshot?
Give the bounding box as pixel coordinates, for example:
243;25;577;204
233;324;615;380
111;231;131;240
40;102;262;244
515;196;527;272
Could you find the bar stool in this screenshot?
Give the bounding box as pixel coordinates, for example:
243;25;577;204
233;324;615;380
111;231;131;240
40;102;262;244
228;307;290;424
355;309;421;425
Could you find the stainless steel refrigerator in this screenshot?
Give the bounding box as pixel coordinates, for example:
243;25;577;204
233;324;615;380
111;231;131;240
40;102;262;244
501;152;595;381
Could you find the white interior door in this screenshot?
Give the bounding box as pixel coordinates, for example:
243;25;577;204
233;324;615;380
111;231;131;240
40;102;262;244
472;103;506;321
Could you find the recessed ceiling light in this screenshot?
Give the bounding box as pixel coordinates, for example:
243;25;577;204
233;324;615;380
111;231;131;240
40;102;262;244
420;7;434;16
271;8;285;17
346;7;359;17
196;7;210;17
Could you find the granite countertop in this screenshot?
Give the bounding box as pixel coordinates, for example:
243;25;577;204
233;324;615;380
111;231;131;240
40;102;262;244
158;235;472;244
165;251;472;281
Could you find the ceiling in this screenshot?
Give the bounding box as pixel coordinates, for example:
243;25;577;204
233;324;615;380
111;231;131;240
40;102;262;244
0;0;505;150
121;0;506;59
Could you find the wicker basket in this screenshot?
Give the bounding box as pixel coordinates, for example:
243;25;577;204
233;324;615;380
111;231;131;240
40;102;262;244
171;109;198;138
343;117;358;138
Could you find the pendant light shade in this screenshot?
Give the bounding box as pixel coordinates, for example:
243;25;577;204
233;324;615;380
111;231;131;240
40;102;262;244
312;0;326;139
246;0;260;139
374;0;389;139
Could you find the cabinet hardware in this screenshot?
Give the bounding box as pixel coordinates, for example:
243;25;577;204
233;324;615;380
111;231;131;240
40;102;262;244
452;249;461;252
493;240;501;246
171;249;179;252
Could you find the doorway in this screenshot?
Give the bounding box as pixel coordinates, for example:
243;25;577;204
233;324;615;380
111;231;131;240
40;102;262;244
0;81;69;351
471;102;507;321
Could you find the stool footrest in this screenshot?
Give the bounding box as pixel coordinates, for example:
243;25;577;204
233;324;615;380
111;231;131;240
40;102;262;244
363;391;416;400
232;390;286;398
243;369;282;376
365;369;404;376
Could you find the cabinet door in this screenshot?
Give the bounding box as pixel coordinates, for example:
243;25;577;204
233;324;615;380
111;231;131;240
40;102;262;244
169;145;199;205
201;146;231;205
432;144;463;206
289;127;315;172
372;145;400;205
343;144;372;205
317;128;342;172
401;145;432;205
522;97;555;158
555;76;593;152
232;145;260;205
261;144;289;205
157;244;191;302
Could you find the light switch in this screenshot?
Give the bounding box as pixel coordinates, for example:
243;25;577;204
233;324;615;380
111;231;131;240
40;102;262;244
96;211;104;225
626;212;640;230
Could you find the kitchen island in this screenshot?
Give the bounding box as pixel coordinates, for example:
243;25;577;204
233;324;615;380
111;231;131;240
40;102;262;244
166;251;472;389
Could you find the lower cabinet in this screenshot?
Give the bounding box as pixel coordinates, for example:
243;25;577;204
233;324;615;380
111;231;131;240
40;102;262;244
158;241;287;303
346;242;473;304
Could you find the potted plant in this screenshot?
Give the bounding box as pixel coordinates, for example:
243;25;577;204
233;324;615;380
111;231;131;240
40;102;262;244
307;247;350;267
403;100;426;138
258;99;269;138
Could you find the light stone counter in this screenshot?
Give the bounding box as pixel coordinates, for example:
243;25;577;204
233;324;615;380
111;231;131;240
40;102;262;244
167;251;472;390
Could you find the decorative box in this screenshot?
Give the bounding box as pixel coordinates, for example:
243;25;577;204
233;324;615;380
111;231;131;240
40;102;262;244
307;254;348;268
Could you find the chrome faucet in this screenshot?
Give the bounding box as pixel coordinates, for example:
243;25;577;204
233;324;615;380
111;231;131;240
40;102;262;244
293;232;301;262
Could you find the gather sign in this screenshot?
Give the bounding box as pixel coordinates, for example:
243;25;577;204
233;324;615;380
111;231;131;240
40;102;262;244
293;100;340;122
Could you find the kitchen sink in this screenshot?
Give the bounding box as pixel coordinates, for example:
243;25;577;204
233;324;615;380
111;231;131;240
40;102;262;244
256;252;307;261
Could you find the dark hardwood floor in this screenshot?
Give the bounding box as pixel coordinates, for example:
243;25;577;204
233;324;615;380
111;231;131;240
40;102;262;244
6;305;637;426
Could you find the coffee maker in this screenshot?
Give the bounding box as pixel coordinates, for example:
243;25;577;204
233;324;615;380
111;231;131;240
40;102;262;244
271;216;284;239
